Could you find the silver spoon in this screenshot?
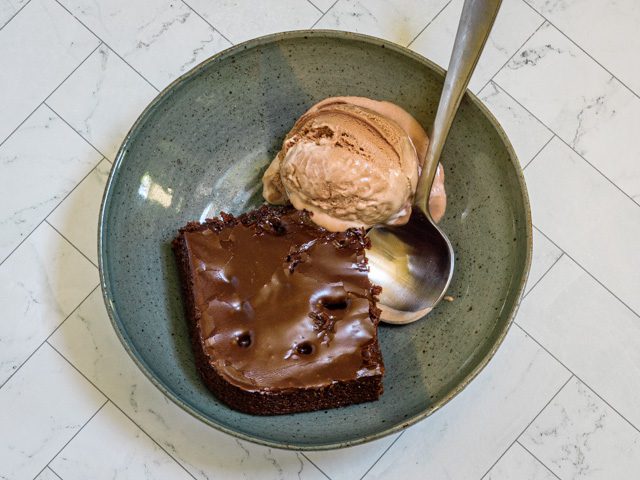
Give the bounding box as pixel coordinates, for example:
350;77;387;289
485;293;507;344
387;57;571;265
368;0;502;324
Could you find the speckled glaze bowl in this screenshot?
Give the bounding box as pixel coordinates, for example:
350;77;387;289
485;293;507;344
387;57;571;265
99;30;531;450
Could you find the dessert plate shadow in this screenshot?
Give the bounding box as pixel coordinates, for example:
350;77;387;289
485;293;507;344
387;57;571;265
99;30;532;450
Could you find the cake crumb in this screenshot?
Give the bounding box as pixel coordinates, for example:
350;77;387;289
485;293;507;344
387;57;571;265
444;295;454;302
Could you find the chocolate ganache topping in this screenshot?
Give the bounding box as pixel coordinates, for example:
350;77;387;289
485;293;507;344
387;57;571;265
180;206;383;392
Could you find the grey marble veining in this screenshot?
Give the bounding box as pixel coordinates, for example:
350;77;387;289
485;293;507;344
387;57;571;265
56;0;231;89
495;22;640;205
521;378;640;479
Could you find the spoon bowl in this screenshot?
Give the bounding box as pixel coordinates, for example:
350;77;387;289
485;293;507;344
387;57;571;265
368;210;455;324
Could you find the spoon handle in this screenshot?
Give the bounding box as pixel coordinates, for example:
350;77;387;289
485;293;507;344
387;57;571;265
415;0;502;215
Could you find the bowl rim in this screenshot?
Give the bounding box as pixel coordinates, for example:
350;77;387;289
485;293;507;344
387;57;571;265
98;29;532;451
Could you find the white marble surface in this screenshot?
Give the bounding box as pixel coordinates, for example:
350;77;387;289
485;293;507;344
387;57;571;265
364;328;570;480
186;0;321;45
524;227;562;296
47;159;112;265
484;443;556;480
48;45;157;161
478;81;553;168
305;434;399;480
518;255;640;430
1;1;639;478
521;378;640;479
525;0;640;96
34;468;62;480
0;344;105;479
309;0;335;13
495;22;640;204
0;0;28;28
0;105;102;261
315;0;450;46
50;402;193;480
0;222;98;385
0;0;99;142
57;0;231;89
411;0;544;94
525;137;640;314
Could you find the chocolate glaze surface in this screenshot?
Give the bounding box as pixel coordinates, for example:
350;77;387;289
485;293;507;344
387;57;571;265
181;206;383;392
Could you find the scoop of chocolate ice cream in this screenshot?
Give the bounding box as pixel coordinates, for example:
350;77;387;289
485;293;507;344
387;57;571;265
263;96;447;231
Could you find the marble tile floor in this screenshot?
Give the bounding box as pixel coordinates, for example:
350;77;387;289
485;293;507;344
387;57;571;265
1;0;639;478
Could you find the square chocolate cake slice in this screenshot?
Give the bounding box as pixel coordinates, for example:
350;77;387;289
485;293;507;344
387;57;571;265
172;205;384;415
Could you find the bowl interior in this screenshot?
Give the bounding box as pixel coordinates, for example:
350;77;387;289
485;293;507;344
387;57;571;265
101;31;530;449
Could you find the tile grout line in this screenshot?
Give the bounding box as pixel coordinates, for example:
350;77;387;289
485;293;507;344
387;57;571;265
515;439;562;480
0;40;105;262
0;41;102;150
560;133;640;204
519;225;640;431
46;465;65;480
521;252;564;300
310;0;338;29
306;0;325;15
180;0;234;46
44;220;99;269
18;310;620;479
476;18;547;95
0;0;32;32
44;102;111;160
0;35;105;268
30;399;110;480
493;78;640;208
359;431;407;480
46;342;199;480
493;80;640;207
299;453;332;480
406;0;453;48
44;42;103;108
571;377;640;437
531;225;640;321
0;285;100;390
295;452;331;480
0;102;39;151
44;466;64;480
521;1;640;102
521;134;554;170
478;374;574;480
53;0;161;93
46;401;110;471
0;155;103;268
514;322;640;437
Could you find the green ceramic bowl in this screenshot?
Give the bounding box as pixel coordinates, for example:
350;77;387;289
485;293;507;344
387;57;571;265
99;30;531;450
